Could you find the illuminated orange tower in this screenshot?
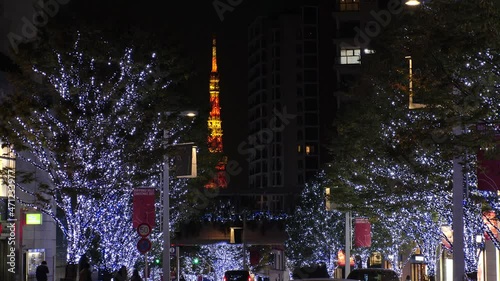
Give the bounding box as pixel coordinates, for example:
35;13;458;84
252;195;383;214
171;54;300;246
206;35;228;188
208;36;223;153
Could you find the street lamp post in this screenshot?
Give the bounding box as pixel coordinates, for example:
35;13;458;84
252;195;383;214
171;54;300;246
406;49;465;280
162;111;197;281
345;211;352;277
162;149;171;281
452;127;465;281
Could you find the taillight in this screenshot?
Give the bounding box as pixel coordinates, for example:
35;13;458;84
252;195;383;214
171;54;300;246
248;276;252;281
223;277;227;281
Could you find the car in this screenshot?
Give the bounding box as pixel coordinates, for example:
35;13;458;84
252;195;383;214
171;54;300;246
346;269;399;281
223;270;254;281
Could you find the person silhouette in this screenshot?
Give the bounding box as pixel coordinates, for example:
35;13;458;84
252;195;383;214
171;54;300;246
36;261;49;281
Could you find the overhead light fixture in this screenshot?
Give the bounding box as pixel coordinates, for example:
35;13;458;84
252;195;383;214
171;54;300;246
405;0;421;5
179;110;198;117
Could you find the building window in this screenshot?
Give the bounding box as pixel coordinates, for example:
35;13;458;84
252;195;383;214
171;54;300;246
339;21;360;37
273;74;281;84
297;116;303;126
273;59;281;71
270;195;282;211
273;173;282;186
273;30;281;43
297;131;304;140
258;195;268;210
273;46;280;56
303;27;317;39
304;41;317;53
304;55;317;68
305;145;315;155
303;7;317;24
296;44;303;54
298;174;304;184
340;47;361;64
340;0;360;11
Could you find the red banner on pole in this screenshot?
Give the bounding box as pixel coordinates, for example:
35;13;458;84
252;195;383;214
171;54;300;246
477;149;500;192
133;188;156;228
354;218;371;247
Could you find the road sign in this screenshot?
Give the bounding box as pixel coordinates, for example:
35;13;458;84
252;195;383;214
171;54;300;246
137;223;152;237
137;238;152;254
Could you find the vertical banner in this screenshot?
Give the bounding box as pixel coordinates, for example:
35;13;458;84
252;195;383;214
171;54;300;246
249;249;260;266
477;149;500;192
133;188;156;228
354;218;371;247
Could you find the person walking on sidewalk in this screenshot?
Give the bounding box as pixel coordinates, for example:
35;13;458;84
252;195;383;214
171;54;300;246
36;261;49;281
114;266;129;281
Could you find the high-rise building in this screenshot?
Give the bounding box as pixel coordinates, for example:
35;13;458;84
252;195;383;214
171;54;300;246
243;0;396;211
246;0;336;212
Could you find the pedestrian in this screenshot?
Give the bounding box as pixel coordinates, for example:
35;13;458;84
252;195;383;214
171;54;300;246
130;269;143;281
36;261;49;281
79;262;92;281
114;265;128;281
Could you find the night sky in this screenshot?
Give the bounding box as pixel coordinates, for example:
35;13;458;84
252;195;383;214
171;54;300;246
62;0;275;188
51;0;304;188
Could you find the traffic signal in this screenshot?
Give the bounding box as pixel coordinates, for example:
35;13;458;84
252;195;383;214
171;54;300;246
154;258;161;265
192;257;200;265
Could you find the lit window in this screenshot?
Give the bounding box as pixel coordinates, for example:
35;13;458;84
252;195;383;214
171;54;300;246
305;145;315;155
340;48;361;64
297;145;301;153
340;0;360;11
364;48;375;54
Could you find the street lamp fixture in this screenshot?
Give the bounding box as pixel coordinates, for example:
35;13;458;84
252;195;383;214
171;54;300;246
405;0;421;5
181;111;198;118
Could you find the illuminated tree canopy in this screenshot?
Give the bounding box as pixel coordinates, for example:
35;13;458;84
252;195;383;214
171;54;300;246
1;28;196;270
326;0;500;274
285;173;344;272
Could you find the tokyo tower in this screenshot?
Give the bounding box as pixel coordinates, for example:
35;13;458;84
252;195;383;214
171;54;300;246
206;35;227;188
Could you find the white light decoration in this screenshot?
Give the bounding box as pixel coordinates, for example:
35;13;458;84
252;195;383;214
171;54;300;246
11;32;193;271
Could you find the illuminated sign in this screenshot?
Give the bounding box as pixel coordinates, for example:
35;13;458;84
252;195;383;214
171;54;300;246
26;213;42;225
